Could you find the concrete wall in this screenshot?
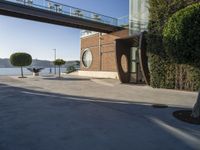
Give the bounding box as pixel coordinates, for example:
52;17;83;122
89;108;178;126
78;71;119;79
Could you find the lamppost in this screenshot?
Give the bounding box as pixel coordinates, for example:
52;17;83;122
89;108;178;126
53;49;56;74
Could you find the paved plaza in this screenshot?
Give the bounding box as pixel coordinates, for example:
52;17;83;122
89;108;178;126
0;75;199;150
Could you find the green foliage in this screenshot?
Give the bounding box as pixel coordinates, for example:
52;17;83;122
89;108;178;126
10;52;32;78
10;52;32;67
163;3;200;66
53;59;66;66
53;59;66;78
147;0;200;91
187;66;200;91
67;66;76;74
148;54;166;88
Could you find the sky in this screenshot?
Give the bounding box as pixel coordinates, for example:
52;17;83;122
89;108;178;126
0;0;128;61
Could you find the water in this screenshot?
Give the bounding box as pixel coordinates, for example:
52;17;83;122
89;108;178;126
0;67;67;76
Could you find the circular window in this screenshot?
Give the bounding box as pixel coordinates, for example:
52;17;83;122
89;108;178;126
82;49;92;68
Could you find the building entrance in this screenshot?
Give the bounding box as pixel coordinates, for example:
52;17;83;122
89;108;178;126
115;32;149;84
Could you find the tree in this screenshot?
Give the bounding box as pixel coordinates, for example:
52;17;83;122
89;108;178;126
10;52;32;78
163;3;200;118
53;59;66;78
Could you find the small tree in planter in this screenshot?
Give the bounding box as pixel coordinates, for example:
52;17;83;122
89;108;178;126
10;52;32;78
53;59;66;78
163;3;200;121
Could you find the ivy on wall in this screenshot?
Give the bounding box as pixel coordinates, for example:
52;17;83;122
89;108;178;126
147;0;200;91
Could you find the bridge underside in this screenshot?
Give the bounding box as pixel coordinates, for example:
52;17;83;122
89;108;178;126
0;1;123;33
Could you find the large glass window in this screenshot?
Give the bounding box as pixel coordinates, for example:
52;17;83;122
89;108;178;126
82;49;92;68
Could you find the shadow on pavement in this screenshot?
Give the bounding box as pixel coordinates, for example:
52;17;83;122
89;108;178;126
0;83;199;150
42;77;90;81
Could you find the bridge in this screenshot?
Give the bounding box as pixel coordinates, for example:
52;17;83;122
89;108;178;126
0;0;125;33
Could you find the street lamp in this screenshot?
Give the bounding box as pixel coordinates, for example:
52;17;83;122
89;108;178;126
53;49;56;74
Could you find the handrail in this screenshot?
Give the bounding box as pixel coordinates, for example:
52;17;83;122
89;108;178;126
3;0;149;31
4;0;119;26
46;0;117;21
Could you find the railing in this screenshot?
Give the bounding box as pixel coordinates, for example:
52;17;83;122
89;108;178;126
4;0;118;26
3;0;149;33
118;16;148;32
118;16;129;27
80;17;149;37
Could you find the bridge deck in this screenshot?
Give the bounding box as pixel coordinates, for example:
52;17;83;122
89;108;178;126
0;0;124;33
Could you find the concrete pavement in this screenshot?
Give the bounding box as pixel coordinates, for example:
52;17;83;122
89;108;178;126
1;75;198;108
0;75;199;150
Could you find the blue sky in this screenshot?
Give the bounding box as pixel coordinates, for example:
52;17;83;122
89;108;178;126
0;0;128;61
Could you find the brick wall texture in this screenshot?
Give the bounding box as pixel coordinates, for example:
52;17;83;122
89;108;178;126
80;29;129;71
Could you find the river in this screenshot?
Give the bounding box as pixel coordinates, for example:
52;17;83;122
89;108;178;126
0;67;67;76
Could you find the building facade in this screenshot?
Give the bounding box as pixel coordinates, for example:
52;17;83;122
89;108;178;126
79;29;129;79
79;0;149;84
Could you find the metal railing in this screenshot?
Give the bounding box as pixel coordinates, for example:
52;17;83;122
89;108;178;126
4;0;118;26
4;0;149;32
80;17;149;37
118;16;148;31
118;16;129;27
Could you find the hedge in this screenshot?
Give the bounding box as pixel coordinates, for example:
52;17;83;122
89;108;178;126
163;3;200;66
147;0;200;91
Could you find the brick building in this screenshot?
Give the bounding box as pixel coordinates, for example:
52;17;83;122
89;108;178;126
78;0;150;84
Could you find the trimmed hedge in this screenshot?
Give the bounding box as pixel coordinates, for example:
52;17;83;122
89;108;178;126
10;52;32;67
163;3;200;66
147;0;200;91
10;52;32;78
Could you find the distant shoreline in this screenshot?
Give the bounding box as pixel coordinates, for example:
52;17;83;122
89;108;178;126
0;67;68;76
0;58;80;68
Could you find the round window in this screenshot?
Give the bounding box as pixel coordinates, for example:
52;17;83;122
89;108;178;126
82;49;92;68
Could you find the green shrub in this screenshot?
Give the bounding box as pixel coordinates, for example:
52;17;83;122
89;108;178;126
10;52;32;78
10;52;32;67
147;0;199;91
149;54;166;88
163;3;200;66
